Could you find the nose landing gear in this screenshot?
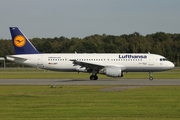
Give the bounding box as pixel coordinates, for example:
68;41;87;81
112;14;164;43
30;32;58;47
149;72;153;80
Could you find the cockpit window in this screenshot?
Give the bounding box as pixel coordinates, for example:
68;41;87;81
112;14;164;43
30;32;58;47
160;58;167;61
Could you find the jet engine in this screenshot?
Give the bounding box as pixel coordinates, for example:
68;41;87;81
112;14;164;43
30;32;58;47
104;67;123;77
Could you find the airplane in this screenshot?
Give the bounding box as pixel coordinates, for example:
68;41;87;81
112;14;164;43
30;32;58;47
6;27;174;80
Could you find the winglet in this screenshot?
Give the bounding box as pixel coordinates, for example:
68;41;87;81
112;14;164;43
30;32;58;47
9;27;40;54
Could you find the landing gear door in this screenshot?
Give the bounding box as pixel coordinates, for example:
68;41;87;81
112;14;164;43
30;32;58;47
148;54;154;65
37;55;44;67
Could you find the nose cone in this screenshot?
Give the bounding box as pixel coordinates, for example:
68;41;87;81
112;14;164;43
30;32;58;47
168;62;175;69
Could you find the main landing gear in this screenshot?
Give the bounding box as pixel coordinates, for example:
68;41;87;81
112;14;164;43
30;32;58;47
149;72;153;81
90;70;98;80
90;74;98;80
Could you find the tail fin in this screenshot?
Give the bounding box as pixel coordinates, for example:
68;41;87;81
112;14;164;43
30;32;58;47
9;27;40;54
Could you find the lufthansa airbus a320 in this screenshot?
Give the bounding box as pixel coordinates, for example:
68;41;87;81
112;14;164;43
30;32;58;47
6;27;174;80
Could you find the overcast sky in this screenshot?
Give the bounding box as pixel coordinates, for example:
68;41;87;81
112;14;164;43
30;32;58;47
0;0;180;39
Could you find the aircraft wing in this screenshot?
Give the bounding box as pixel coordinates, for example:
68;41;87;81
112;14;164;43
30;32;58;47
70;59;127;72
70;59;105;72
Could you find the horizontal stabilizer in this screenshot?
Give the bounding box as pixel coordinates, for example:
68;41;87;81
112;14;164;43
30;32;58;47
6;55;27;61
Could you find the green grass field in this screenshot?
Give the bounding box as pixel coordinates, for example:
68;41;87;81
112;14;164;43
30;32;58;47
0;67;179;79
0;68;179;119
0;85;180;120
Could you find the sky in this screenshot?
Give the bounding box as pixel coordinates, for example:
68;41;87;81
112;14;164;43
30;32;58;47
0;0;180;39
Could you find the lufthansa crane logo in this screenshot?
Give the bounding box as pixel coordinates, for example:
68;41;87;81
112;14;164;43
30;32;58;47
14;35;26;47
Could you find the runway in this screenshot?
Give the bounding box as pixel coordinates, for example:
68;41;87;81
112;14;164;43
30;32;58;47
0;79;180;85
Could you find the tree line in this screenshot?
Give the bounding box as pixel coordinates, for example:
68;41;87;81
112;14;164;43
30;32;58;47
0;32;180;67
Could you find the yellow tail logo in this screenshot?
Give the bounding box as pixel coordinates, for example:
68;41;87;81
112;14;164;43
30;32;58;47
14;35;26;47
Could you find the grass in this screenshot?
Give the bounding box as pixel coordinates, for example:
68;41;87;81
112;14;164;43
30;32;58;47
0;68;179;119
0;67;179;79
0;85;180;120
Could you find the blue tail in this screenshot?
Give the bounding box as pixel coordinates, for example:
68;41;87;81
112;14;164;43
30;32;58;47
9;27;40;54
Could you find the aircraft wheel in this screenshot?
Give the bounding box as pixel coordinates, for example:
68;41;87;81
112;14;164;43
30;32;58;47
90;75;94;80
94;75;98;80
149;77;153;81
90;75;98;80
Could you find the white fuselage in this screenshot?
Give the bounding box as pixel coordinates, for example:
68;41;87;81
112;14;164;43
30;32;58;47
6;53;174;73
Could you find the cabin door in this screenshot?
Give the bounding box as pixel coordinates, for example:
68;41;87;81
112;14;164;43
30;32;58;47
37;55;44;67
148;55;154;65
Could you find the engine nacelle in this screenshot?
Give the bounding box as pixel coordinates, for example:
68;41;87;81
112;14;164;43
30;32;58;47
105;67;123;77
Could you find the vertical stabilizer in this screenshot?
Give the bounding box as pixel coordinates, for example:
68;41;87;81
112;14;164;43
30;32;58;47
9;27;40;54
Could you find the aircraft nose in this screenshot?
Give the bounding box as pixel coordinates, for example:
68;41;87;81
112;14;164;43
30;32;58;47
168;62;175;69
